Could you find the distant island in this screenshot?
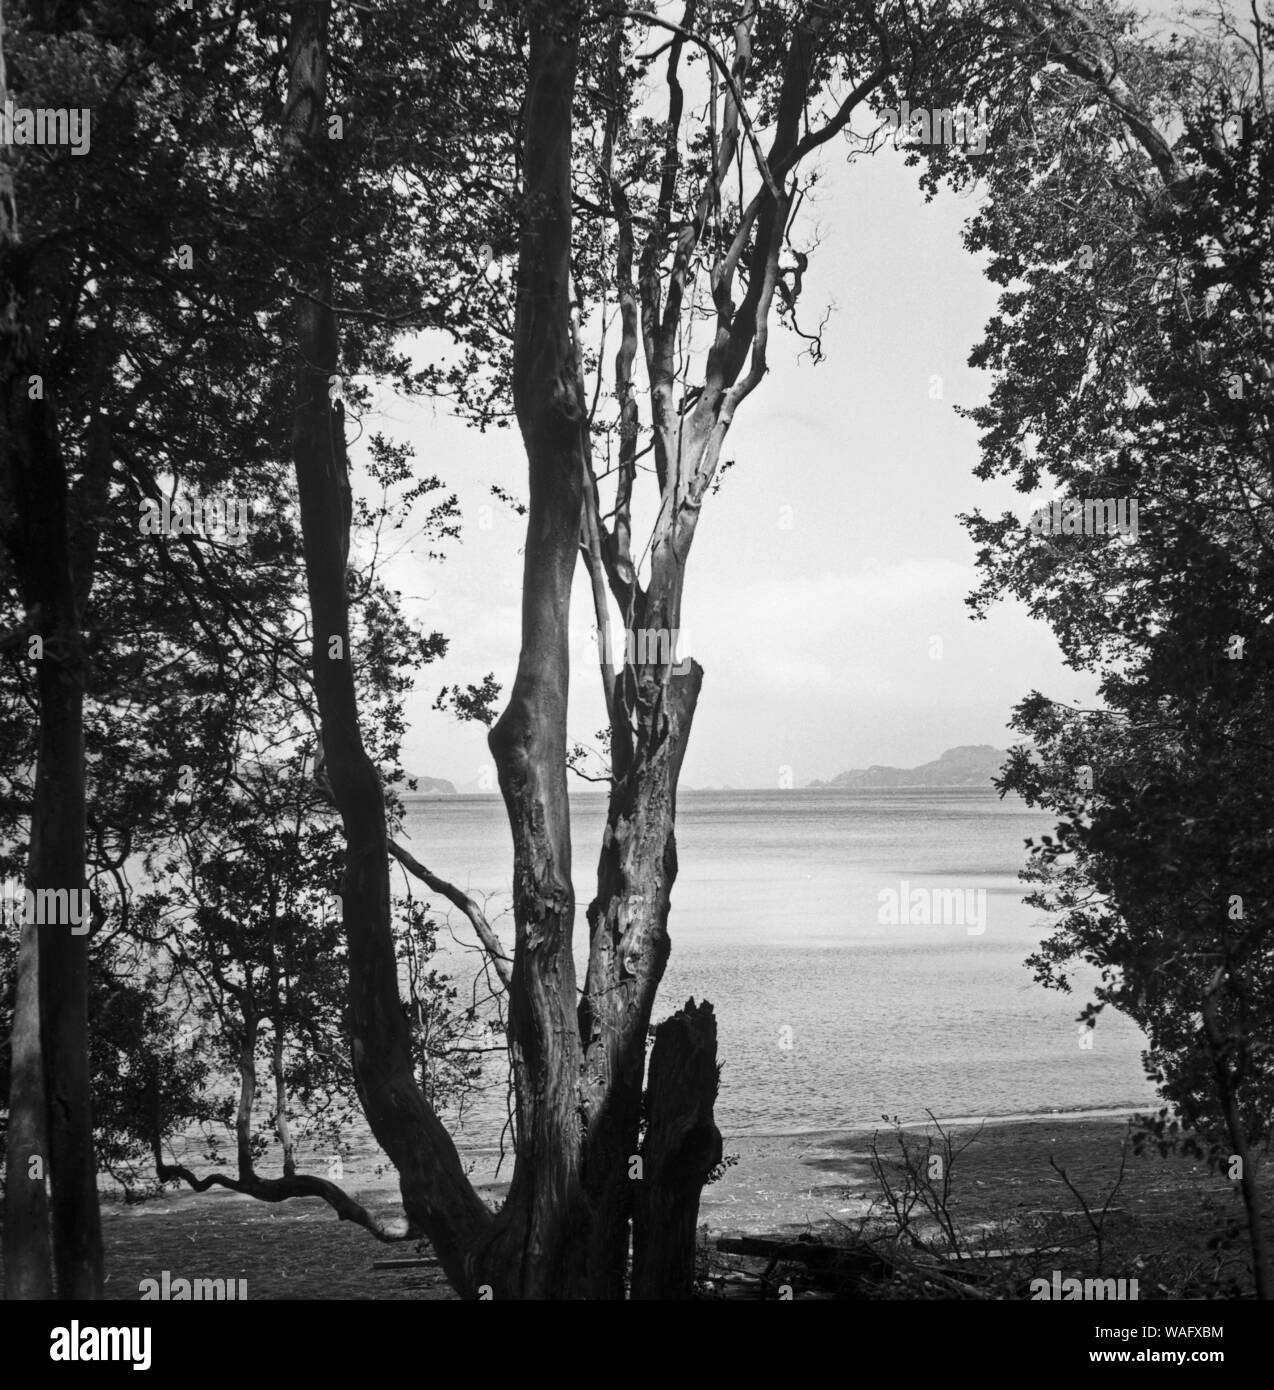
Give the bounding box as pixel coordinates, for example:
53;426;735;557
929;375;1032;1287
405;775;458;794
808;744;1008;790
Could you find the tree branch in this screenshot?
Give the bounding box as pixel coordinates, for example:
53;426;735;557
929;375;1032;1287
152;1155;416;1243
387;838;512;991
606;6;780;200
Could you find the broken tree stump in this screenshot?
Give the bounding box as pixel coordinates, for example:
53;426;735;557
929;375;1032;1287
630;998;723;1300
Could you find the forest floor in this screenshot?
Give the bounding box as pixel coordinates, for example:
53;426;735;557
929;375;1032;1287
65;1108;1262;1300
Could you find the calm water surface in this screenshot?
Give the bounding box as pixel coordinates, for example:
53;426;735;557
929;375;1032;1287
396;788;1156;1143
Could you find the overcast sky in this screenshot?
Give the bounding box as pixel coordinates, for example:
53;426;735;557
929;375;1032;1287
356;82;1111;791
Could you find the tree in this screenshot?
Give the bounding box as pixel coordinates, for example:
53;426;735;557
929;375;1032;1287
939;0;1273;1296
0;0;103;1299
271;0;913;1298
3;0;976;1300
1;0;502;1294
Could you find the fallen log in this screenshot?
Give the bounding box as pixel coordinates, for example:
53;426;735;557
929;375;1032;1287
715;1234;1013;1298
715;1235;895;1295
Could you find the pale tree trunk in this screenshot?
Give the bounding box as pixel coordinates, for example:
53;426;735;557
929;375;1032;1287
0;0;102;1300
575;8;856;1297
273;1034;297;1179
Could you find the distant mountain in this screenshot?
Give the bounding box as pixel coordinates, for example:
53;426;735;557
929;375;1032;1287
809;744;1008;790
405;775;458;794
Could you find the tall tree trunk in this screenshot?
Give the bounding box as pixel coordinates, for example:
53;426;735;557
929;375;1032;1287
282;0;490;1293
35;680;100;1301
0;287;101;1305
569;7;845;1294
1;0;52;1304
481;0;589;1299
0;0;102;1295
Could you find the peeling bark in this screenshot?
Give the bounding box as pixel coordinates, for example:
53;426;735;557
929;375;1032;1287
578;659;702;1295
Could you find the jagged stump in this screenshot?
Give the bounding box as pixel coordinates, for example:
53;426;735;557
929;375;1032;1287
631;997;723;1299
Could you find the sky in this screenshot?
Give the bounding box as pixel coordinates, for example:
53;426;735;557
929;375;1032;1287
353;62;1115;791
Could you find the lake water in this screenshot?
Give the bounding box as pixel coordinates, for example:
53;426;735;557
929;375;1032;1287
397;788;1157;1144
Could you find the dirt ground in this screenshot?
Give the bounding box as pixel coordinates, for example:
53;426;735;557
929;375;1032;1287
38;1107;1253;1300
703;1111;1266;1298
97;1187;458;1300
703;1111;1232;1239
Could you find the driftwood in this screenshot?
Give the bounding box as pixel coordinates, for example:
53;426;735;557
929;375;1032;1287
716;1235;890;1272
715;1235;895;1297
714;1235;1008;1298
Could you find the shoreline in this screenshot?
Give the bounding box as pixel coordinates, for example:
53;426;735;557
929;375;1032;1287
449;1103;1153;1158
738;1103;1152;1140
98;1103;1157;1201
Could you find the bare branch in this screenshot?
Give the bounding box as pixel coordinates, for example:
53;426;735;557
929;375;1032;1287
152;1155;416;1243
607;6;780;200
388;839;512;992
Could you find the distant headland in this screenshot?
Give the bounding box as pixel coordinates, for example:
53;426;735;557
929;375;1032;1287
404;775;458;794
807;744;1008;790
